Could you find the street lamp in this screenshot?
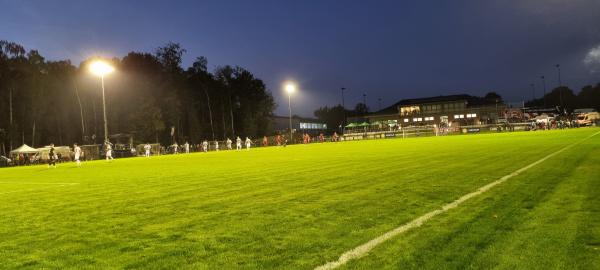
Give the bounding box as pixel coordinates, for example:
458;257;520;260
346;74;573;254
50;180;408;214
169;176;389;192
540;75;547;108
89;60;114;143
341;87;346;133
284;82;296;143
556;64;563;108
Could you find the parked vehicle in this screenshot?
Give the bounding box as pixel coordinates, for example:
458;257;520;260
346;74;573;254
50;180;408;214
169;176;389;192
576;112;600;126
0;155;13;167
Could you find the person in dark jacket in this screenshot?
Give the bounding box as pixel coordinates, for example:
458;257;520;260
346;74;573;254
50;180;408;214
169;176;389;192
48;144;56;168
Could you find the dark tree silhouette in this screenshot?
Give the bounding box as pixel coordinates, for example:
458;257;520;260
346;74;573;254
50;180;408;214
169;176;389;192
0;40;277;154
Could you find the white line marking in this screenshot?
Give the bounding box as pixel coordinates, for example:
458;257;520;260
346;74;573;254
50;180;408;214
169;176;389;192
0;183;80;195
315;130;600;270
0;182;79;185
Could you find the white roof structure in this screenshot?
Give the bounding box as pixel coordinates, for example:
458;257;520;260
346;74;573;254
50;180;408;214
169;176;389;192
10;144;40;155
574;108;596;114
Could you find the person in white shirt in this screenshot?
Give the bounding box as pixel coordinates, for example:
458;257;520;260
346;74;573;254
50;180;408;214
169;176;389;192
105;141;114;161
184;142;190;154
73;143;82;166
144;143;151;157
214;141;219;151
245;137;252;150
173;142;179;154
202;140;209;152
236;136;242;150
226;138;232;150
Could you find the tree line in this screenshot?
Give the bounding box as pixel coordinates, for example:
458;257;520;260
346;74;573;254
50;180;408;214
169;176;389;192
524;84;600;111
0;41;276;154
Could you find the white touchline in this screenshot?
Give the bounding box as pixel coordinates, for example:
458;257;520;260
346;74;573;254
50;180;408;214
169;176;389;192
0;182;80;185
315;130;600;270
0;183;80;195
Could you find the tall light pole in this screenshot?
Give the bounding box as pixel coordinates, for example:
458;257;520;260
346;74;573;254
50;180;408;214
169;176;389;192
341;87;346;132
285;82;296;143
530;83;536;102
556;64;563;108
540;75;547;108
362;93;366;106
556;64;562;87
90;60;115;143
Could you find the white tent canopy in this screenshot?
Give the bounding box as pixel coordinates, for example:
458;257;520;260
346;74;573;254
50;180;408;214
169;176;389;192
10;144;40;155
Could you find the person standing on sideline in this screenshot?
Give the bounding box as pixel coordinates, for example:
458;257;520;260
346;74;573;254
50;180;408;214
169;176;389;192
276;135;282;146
236;136;242;150
48;143;56;168
105;141;114;161
226;138;233;150
144;143;151;157
263;136;268;147
73;143;82;166
214;141;219;151
202;140;209;152
184;141;190;154
245;137;252;150
173;142;179;154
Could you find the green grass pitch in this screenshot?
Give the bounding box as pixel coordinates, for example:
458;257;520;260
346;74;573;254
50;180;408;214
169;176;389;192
1;128;599;269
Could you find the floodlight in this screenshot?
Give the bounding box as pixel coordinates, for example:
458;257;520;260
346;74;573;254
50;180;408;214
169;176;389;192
285;83;296;94
89;60;114;77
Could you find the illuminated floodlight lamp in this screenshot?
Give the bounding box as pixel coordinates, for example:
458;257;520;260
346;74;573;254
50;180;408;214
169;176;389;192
89;60;114;77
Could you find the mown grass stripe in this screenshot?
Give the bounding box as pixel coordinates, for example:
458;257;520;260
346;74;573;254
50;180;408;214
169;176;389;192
315;130;600;270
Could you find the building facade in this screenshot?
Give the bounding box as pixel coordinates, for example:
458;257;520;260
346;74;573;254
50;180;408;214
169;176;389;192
352;94;506;127
270;115;327;136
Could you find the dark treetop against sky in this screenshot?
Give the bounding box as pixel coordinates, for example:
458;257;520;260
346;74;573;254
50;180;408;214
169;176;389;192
2;0;600;116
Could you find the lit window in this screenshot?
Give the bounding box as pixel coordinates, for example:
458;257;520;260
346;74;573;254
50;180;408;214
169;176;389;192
466;113;477;118
454;114;464;119
404;118;409;123
401;106;420;116
413;118;419;122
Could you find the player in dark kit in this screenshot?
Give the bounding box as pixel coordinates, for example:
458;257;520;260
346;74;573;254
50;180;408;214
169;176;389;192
48;144;56;168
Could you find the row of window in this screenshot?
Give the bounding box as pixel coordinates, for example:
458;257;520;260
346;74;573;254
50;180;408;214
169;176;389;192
402;113;478;123
420;102;466;113
299;122;327;130
454;113;477;119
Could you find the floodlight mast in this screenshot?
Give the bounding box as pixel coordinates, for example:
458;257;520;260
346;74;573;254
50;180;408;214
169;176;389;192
89;61;114;143
285;83;296;144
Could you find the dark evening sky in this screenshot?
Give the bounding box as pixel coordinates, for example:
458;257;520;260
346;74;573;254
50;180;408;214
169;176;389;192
2;0;600;116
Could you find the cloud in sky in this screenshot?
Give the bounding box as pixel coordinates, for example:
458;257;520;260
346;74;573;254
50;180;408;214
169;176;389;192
584;45;600;73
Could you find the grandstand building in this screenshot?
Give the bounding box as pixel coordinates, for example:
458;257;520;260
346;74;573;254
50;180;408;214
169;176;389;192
352;94;506;127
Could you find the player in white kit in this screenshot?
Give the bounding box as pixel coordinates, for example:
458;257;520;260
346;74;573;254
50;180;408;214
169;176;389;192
173;142;179;154
73;143;82;166
245;137;252;150
105;141;114;161
226;138;232;150
214;141;219;151
236;136;242;150
184;142;190;153
144;143;151;157
202;140;208;152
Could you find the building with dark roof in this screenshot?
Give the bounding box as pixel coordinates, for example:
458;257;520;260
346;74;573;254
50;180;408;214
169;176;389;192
351;94;506;127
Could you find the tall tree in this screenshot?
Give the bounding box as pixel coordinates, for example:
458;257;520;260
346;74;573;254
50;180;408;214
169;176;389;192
314;105;346;133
